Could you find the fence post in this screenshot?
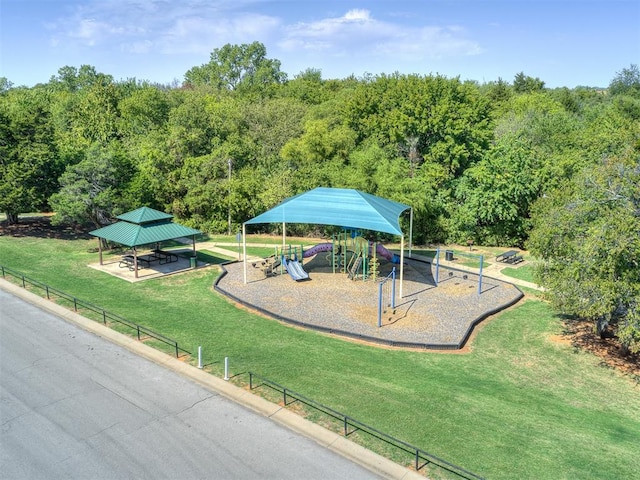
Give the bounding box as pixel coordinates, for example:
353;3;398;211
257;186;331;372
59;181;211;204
102;310;106;324
73;297;77;311
435;247;440;286
249;372;253;390
46;286;50;299
284;388;288;405
197;346;202;368
1;266;4;278
174;342;178;358
344;416;348;436
224;356;229;380
137;325;141;340
22;275;26;288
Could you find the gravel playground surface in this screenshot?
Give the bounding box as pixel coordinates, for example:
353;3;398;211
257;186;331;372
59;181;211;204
216;254;524;349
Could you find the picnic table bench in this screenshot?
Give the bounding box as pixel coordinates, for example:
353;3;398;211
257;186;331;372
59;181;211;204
119;253;160;270
151;249;179;264
496;250;524;264
118;250;179;271
118;254;151;270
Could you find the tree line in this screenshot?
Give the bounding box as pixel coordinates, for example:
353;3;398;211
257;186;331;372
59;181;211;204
1;43;638;353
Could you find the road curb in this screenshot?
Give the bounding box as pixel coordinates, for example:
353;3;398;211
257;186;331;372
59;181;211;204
0;278;424;480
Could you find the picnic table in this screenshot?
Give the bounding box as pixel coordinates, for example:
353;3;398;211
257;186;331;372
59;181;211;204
496;250;521;263
118;254;152;270
118;250;180;271
151;249;179;264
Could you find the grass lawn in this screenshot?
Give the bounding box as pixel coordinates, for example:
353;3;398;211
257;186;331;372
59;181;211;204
502;264;536;284
1;233;638;480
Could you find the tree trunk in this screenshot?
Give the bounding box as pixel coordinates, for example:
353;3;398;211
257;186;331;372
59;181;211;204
6;212;18;224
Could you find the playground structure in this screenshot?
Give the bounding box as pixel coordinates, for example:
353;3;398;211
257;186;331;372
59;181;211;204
253;229;401;284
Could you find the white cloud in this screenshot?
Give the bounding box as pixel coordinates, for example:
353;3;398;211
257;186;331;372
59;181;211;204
48;0;281;54
43;1;482;80
279;9;481;60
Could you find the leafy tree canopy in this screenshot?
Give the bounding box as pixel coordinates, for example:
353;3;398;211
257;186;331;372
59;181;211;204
608;64;640;97
528;152;640;353
513;72;545;93
184;42;287;95
49;142;130;229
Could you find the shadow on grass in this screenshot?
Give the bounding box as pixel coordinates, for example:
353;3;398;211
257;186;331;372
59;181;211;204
0;216;92;241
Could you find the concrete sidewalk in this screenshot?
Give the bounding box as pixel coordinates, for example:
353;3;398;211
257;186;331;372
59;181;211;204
0;278;424;480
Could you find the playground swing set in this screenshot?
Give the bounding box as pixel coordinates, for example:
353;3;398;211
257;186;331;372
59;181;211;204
434;246;485;295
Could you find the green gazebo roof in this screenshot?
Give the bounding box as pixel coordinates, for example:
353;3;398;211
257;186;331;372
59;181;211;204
117;206;173;224
90;207;200;247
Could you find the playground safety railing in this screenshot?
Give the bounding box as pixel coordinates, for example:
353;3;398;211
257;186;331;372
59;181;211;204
248;371;485;480
0;265;186;358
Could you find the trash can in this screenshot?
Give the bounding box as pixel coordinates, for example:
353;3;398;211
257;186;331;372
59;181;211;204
189;256;197;268
445;250;454;261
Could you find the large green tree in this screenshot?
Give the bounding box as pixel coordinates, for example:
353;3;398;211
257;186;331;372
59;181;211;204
184;42;286;96
0;87;60;223
608;64;640;97
49;142;130;229
528;153;640;354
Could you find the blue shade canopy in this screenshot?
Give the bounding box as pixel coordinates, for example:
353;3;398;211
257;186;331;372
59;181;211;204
245;188;410;235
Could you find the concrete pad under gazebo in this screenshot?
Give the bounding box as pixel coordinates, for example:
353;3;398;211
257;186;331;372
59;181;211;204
89;207;201;279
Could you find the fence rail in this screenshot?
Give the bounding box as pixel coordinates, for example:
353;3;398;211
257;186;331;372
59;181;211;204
1;265;184;358
248;371;484;480
2;264;483;479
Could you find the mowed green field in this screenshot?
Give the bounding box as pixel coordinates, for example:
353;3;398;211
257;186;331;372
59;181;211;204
1;232;638;480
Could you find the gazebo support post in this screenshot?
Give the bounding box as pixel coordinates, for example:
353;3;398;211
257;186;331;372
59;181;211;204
399;235;404;299
192;235;196;255
133;246;139;279
98;239;103;265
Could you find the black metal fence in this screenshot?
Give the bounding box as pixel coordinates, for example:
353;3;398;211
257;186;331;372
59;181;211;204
0;265;184;358
248;371;485;480
1;264;483;479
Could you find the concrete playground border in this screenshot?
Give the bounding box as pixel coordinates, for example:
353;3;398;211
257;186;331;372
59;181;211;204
0;278;423;480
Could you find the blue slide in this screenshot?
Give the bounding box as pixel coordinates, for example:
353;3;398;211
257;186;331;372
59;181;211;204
283;257;310;281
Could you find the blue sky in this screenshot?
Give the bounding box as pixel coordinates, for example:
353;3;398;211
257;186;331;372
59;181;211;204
1;0;639;88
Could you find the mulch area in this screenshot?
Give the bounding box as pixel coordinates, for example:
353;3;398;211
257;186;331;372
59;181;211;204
561;319;640;378
216;253;524;349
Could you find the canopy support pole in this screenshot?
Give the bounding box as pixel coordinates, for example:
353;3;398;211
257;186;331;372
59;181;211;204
133;246;139;279
409;208;413;258
242;223;247;284
98;239;103;265
282;222;286;251
192;235;196;255
399;235;404;299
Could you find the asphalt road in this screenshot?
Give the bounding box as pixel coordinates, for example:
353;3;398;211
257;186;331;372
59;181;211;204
0;289;382;479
